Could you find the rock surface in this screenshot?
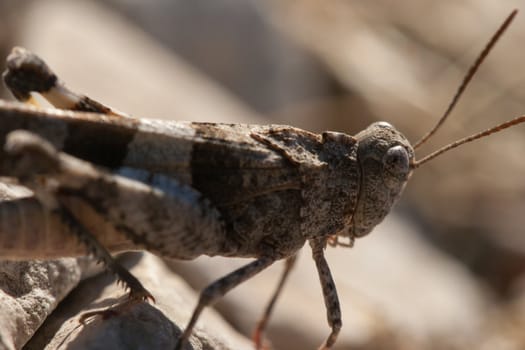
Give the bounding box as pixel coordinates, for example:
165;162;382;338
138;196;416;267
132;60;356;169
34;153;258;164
0;259;82;350
25;253;252;350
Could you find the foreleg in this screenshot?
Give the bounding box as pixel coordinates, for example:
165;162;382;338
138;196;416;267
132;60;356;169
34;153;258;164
310;238;342;350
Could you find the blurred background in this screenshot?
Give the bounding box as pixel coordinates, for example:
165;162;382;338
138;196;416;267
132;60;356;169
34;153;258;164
2;0;525;349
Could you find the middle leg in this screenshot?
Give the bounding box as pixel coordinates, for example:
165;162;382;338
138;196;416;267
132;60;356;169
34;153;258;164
252;254;298;350
175;256;276;350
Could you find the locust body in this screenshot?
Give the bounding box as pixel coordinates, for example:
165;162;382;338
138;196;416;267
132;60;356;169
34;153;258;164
0;101;412;260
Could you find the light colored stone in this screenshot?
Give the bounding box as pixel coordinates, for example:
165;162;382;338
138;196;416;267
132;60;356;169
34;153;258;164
0;259;82;350
26;253;252;350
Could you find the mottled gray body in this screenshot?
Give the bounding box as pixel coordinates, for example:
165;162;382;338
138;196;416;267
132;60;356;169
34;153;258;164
0;101;413;263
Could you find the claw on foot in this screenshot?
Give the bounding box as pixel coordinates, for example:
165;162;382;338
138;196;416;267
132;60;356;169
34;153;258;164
126;283;156;303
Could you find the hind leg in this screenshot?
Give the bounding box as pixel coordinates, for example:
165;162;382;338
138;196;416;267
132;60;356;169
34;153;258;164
3;129;155;320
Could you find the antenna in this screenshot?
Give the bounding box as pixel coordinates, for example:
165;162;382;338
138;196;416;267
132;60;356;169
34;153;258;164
413;9;518;150
411;9;525;168
413;115;525;168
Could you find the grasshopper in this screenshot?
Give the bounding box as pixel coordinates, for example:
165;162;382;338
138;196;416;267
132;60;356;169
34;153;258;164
0;9;522;350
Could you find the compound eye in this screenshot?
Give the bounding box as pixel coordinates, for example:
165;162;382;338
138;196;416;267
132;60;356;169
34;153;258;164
383;145;409;177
